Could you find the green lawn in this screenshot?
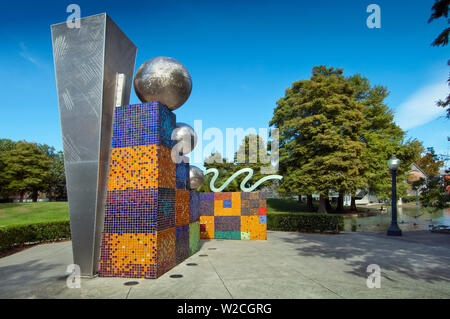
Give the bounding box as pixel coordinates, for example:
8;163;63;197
0;202;69;227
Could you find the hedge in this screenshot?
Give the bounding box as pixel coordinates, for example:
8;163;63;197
0;221;71;253
267;213;344;233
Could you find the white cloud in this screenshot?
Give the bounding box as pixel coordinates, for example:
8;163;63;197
395;81;448;130
18;42;42;68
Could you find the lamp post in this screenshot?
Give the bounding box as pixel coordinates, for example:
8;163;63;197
387;154;402;236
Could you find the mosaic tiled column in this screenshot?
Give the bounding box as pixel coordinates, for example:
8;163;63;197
199;192;267;240
99;102;179;279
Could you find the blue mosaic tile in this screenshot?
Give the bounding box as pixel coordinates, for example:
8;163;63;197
112;102;175;149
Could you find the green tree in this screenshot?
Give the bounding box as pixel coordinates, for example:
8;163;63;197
416;147;445;177
200;152;239;192
270;66;367;213
348;74;423;203
0;141;51;202
0;139;17;197
413;176;450;208
233;134;274;190
37;144;67;200
428;0;450;117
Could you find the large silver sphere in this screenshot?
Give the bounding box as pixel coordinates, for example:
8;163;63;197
134;57;192;110
189;165;204;190
172;122;198;155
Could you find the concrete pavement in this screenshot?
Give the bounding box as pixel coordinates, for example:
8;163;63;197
0;231;449;299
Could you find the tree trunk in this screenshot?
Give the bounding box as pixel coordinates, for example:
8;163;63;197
19;191;24;203
350;195;357;211
325;197;332;211
306;195;314;211
317;194;328;213
336;193;344;212
298;195;302;203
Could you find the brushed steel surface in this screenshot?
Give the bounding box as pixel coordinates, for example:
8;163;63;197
51;13;137;276
172;122;197;155
134;57;192;110
189;165;204;190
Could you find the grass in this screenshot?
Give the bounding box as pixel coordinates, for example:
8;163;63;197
0;202;69;227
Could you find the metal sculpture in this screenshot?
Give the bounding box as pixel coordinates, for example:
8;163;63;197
172;122;198;155
206;168;283;192
134;57;192;110
51;13;137;277
189;165;204;190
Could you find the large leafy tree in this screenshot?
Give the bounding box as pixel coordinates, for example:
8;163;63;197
428;0;450;117
271;67;423;213
0;141;51;202
348;74;423;202
270;66;367;213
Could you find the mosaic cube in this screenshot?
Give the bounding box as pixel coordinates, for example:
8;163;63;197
214;231;241;240
176;156;189;190
199;193;214;216
214;192;241;216
214;216;240;232
241;232;250;240
175;189;190;227
112;102;175;149
189;221;200;255
175;225;189;264
199;191;267;240
190;190;199;222
99;102;197;279
200;216;214;239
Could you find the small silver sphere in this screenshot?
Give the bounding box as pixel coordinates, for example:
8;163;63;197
172;122;198;155
189;165;204;190
134;57;192;110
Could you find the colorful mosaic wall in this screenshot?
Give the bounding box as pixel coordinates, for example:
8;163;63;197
199;192;267;240
99;102;200;279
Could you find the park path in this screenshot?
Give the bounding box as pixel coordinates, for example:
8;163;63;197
0;230;449;298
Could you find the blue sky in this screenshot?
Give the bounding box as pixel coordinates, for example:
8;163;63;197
0;0;448;168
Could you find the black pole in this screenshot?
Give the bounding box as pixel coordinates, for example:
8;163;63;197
387;169;402;236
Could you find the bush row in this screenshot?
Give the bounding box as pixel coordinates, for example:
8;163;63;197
267;213;344;233
0;221;71;253
401;195;417;203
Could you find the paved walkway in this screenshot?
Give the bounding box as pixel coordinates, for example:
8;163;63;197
0;231;449;298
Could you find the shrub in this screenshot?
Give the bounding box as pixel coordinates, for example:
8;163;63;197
0;221;71;253
402;195;417;203
267;213;344;233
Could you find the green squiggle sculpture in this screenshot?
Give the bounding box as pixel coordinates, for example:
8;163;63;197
205;168;283;192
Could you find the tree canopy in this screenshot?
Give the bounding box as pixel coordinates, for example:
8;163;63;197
270;66;423;212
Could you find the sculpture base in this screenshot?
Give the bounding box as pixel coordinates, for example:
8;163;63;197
199;192;267;240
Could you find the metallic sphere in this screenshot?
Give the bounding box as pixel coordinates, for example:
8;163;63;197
189;165;204;190
172;122;198;155
134;57;192;110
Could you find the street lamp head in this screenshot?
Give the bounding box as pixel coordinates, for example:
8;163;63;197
388;154;401;171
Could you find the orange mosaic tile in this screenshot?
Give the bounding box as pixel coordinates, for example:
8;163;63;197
108;145;158;191
200;216;215;239
175;189;190;226
99;233;157;278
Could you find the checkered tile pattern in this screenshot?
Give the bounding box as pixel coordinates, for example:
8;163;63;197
199;192;267;240
99;102;199;279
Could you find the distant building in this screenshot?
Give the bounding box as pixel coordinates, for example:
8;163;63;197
406;163;428;197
